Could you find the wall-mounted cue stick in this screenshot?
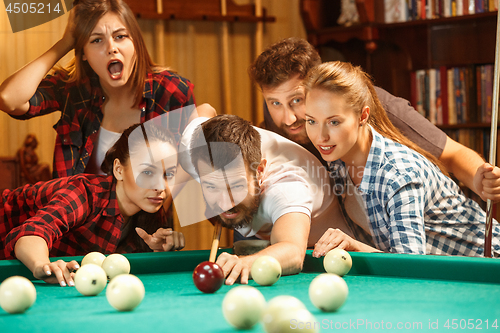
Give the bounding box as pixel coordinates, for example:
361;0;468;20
221;0;232;115
484;8;500;258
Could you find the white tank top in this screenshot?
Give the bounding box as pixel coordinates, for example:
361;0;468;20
85;127;122;175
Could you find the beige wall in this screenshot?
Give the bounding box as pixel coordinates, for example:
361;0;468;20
0;0;306;250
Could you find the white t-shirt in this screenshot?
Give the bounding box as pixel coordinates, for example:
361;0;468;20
179;117;351;245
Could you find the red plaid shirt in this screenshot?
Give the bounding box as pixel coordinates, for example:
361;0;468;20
0;174;140;259
12;70;195;178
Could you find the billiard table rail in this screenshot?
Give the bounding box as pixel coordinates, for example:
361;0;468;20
1;249;499;284
303;252;500;284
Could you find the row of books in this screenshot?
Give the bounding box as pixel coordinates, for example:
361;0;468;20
410;64;495;125
385;0;498;23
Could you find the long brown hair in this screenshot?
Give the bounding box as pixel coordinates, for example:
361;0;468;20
60;0;167;107
101;123;177;252
303;61;448;175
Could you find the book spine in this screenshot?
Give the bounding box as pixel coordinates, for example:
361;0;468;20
485;64;493;123
429;68;437;124
440;66;449;125
416;69;426;117
476;65;483;123
459;67;467;123
457;0;464;15
466;65;477;123
448;68;456;124
475;0;484;12
436;68;443;125
454;67;463;123
444;0;452;16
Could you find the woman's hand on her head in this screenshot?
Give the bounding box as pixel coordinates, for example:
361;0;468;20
32;259;80;287
61;7;77;51
136;227;185;252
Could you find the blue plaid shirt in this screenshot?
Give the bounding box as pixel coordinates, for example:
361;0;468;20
329;127;500;257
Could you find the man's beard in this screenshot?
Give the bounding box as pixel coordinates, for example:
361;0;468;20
206;194;261;230
277;119;310;145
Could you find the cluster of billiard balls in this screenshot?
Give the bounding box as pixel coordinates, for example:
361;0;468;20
192;248;353;332
0;252;145;314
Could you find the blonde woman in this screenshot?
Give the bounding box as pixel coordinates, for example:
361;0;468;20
305;61;500;258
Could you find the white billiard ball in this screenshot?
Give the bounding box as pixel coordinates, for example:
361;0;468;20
106;274;145;311
101;253;130;280
309;273;348;312
81;252;106;267
262;295;306;333
251;255;282;286
74;264;107;296
323;248;352;276
0;276;37;314
222;285;266;329
267;308;318;333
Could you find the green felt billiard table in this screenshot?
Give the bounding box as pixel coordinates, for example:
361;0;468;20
1;250;500;332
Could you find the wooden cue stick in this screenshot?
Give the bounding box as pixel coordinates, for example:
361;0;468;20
484;8;500;258
155;0;165;66
254;0;264;125
156;0;163;14
154;21;165;65
221;0;227;16
209;220;222;262
255;0;262;57
221;0;232;115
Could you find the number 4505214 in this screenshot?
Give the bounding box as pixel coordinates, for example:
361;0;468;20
5;3;61;14
444;319;498;329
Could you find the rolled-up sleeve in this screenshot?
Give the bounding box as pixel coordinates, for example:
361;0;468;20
10;73;63;120
3;183;90;258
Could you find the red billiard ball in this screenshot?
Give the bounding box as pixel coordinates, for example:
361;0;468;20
193;261;224;293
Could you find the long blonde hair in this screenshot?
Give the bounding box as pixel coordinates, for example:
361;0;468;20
303;61;447;175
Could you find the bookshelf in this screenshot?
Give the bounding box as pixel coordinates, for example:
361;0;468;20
300;0;499;210
300;1;497;101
